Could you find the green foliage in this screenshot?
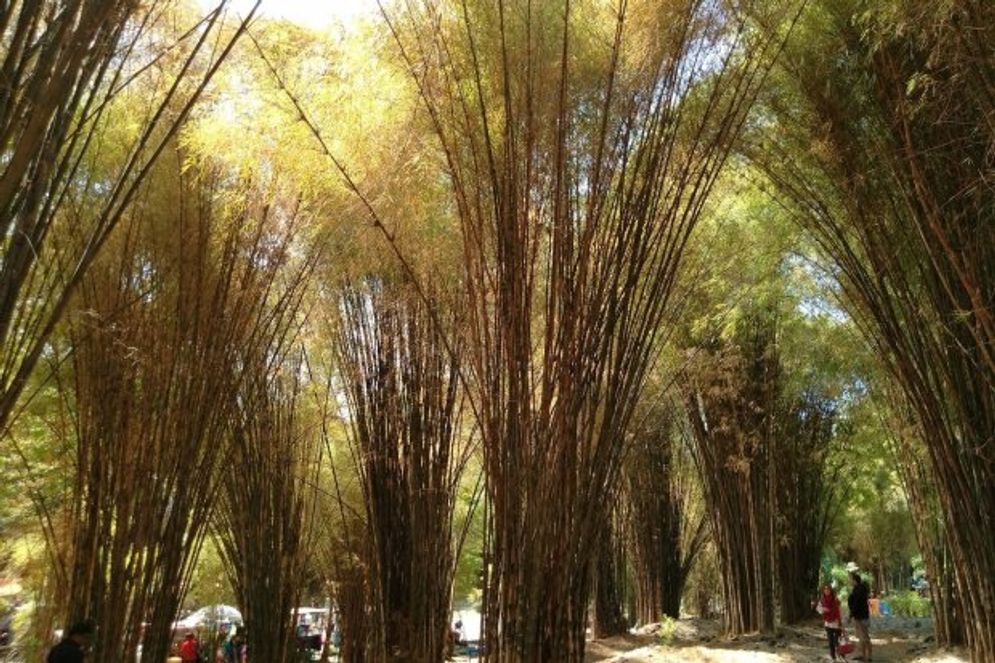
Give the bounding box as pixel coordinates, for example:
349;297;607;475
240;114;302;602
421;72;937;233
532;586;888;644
826;393;918;582
887;591;931;618
822;558;856;594
657;615;678;646
451;463;485;607
183;539;237;613
683;543;722;618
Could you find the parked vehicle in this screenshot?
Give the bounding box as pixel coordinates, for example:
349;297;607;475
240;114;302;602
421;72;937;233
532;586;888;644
295;607;329;661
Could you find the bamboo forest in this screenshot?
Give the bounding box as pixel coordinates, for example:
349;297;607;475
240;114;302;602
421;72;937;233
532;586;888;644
0;1;993;662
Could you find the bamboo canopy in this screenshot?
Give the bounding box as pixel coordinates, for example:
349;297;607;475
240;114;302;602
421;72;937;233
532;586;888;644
0;0;258;434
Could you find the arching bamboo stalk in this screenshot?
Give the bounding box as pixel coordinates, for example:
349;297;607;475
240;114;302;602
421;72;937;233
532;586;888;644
0;0;259;435
753;2;995;655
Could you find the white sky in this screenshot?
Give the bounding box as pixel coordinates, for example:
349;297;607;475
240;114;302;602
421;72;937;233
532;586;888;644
202;0;381;29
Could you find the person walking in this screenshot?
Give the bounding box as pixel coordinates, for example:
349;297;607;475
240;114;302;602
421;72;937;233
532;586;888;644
816;585;848;661
47;620;96;663
848;572;872;661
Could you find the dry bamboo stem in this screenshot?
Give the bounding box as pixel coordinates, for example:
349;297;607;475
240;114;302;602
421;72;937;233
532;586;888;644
753;2;995;655
332;279;467;662
373;1;800;658
54;163;307;662
682;312;780;634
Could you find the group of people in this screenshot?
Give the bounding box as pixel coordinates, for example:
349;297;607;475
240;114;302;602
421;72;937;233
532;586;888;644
816;571;873;662
177;629;247;663
43;621;247;663
46;575;876;662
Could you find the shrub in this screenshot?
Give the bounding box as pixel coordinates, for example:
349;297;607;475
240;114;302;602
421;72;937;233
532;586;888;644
658;615;678;646
886;591;931;618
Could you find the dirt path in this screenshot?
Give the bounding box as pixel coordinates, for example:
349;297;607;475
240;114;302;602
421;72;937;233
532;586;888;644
585;618;968;663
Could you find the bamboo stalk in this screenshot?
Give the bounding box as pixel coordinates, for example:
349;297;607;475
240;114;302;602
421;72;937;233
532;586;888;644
372;1;800;658
752;2;995;655
330;278;468;662
0;0;261;436
53;161;307;662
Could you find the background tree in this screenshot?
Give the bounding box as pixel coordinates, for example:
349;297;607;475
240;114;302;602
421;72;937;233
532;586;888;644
624;398;707;624
775;391;840;623
591;502;628;638
683;310;780;634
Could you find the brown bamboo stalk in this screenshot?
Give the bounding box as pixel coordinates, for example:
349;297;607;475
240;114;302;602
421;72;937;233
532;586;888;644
331;278;467;663
751;1;995;655
623;400;706;624
51;158;307;662
592;501;628;638
682;310;780;634
215;348;322;663
370;1;801;658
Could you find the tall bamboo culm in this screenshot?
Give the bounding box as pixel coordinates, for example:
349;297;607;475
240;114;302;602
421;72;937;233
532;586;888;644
215;345;321;663
56;160;305;662
755;1;995;656
378;1;799;658
683;313;780;634
624;402;707;624
333;279;467;662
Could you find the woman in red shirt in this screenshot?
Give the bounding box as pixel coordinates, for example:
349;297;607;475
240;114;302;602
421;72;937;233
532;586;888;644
179;632;200;663
815;584;847;661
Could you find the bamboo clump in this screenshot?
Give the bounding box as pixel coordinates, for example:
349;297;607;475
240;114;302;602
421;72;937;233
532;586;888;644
52;163;308;662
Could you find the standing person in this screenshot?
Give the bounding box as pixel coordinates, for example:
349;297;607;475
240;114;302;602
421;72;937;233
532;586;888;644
180;631;201;663
848;572;872;661
221;632;238;663
816;585;848;661
47;620;96;663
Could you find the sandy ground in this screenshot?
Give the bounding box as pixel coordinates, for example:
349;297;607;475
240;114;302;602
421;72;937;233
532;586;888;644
583;617;969;663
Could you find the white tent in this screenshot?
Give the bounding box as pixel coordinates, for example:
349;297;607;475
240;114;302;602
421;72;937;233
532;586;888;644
174;604;243;630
